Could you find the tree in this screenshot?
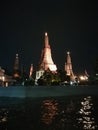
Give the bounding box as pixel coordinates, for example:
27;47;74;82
58;70;67;82
24;78;35;86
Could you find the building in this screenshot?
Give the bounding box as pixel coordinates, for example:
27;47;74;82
0;66;15;86
13;54;21;79
35;32;57;83
65;51;75;81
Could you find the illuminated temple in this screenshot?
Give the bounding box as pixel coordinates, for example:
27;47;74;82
39;32;57;71
35;32;57;82
65;51;75;80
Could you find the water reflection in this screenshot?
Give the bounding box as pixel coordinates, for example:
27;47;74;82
0;96;98;130
41;98;76;129
0;108;8;129
77;96;98;129
54;99;77;129
41;99;58;125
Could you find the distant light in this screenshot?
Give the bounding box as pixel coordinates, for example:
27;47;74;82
45;32;47;36
67;51;70;55
16;54;18;57
70;81;73;85
2;76;5;82
79;75;88;81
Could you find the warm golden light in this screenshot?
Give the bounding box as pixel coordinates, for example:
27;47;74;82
45;32;47;36
67;51;70;55
48;64;57;71
79;75;88;81
41;99;58;125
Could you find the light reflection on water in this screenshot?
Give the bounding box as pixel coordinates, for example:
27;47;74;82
0;108;8;130
40;96;98;130
40;98;77;129
41;99;58;125
0;96;98;130
77;96;98;129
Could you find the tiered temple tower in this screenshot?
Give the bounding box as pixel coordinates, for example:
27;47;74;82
39;32;57;71
13;54;20;78
65;51;74;80
35;32;57;83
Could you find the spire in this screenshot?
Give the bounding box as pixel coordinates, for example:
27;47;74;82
65;51;74;79
45;32;47;36
14;54;19;70
29;64;33;78
85;69;89;77
13;53;20;78
39;32;57;72
44;32;50;48
67;51;71;64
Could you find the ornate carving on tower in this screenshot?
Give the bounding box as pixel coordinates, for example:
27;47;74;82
65;51;74;80
13;54;20;78
39;32;57;72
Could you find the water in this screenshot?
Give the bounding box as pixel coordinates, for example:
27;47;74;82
0;96;98;130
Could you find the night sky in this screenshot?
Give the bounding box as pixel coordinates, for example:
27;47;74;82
0;0;97;75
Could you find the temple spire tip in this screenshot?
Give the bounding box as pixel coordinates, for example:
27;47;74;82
16;53;18;57
67;51;70;55
45;32;47;36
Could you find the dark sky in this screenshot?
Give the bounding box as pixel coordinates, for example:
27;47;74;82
0;0;97;75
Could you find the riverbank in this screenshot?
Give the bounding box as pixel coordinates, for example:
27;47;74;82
0;85;98;98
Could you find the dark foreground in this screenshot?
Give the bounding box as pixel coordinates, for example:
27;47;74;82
0;86;98;130
0;95;98;130
0;85;98;130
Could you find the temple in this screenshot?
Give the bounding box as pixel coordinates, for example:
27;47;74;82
35;32;57;83
39;32;57;71
13;54;20;78
65;51;75;80
0;66;15;86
